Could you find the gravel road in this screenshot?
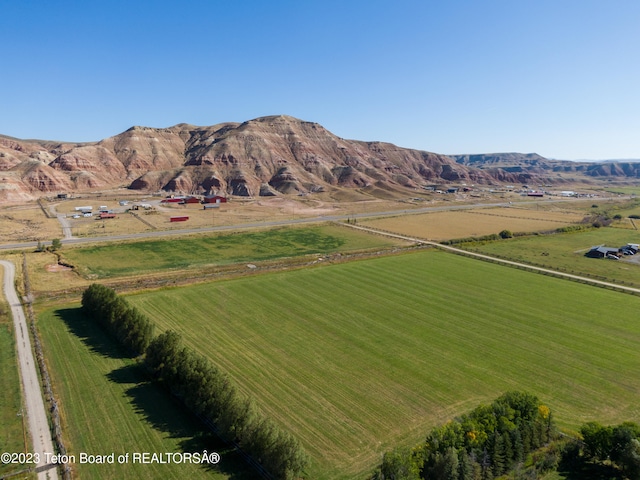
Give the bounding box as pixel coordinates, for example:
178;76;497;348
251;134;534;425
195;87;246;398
1;260;59;480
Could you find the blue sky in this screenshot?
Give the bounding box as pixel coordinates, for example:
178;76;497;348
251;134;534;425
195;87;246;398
1;0;638;160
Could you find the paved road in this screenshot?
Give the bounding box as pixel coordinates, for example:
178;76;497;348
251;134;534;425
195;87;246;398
0;200;550;251
0;260;59;480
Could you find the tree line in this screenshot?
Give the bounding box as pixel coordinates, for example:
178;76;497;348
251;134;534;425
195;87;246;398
81;284;308;480
81;283;154;355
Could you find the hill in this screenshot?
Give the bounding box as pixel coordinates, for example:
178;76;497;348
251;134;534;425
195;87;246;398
2;116;639;202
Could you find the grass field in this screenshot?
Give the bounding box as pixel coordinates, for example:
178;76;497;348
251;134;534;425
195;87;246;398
60;224;405;279
359;206;584;241
37;307;256;480
466;227;640;287
118;250;640;479
0;270;28;478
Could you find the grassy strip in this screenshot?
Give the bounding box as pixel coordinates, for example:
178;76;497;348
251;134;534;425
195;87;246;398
60;224;402;279
37;306;256;480
0;294;27;478
124;250;640;479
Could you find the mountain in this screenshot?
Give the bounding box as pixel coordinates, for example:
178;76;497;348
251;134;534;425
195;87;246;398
451;152;640;180
1;116;639;203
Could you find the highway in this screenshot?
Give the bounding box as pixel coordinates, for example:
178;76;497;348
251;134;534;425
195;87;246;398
0;200;526;251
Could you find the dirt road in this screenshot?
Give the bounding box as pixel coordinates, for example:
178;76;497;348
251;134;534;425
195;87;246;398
344;224;640;295
0;260;59;480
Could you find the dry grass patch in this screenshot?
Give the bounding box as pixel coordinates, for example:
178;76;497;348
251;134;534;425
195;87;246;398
361;207;583;241
0;203;61;242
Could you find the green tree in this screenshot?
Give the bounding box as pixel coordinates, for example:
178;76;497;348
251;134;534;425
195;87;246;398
492;434;506;476
498;229;513;239
581;421;613;461
50;238;62;251
374;447;421;480
457;450;474;480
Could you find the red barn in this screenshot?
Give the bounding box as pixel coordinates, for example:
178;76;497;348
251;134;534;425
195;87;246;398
203;195;227;204
170;216;189;222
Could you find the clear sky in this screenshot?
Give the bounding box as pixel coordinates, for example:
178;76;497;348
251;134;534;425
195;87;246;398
1;0;639;160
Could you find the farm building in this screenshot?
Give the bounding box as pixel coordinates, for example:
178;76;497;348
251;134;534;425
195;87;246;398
183;196;200;204
203;195;228;204
170;216;189;222
99;213;116;219
527;191;544;197
585;246;620;258
161;198;184;203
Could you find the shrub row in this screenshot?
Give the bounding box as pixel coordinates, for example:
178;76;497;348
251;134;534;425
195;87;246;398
81;284;308;479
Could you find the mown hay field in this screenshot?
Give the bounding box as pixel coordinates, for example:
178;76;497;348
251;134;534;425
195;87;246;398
60;224;405;279
37;307;257;480
122;250;640;479
359;207;584;240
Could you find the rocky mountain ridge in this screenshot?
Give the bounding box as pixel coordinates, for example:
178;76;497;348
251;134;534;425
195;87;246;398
1;115;638;202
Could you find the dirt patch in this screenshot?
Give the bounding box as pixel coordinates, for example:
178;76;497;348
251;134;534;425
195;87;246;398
46;264;72;272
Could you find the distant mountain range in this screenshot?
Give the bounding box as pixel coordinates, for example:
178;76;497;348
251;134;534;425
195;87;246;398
1;115;638;202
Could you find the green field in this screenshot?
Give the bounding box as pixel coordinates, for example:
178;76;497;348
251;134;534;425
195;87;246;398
37;307;257;480
119;250;640;479
465;227;640;287
0;295;27;478
61;225;403;278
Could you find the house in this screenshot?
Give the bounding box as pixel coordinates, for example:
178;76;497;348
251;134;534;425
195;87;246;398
203;195;228;204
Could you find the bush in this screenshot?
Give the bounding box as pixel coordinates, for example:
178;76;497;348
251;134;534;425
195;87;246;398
499;229;513;239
